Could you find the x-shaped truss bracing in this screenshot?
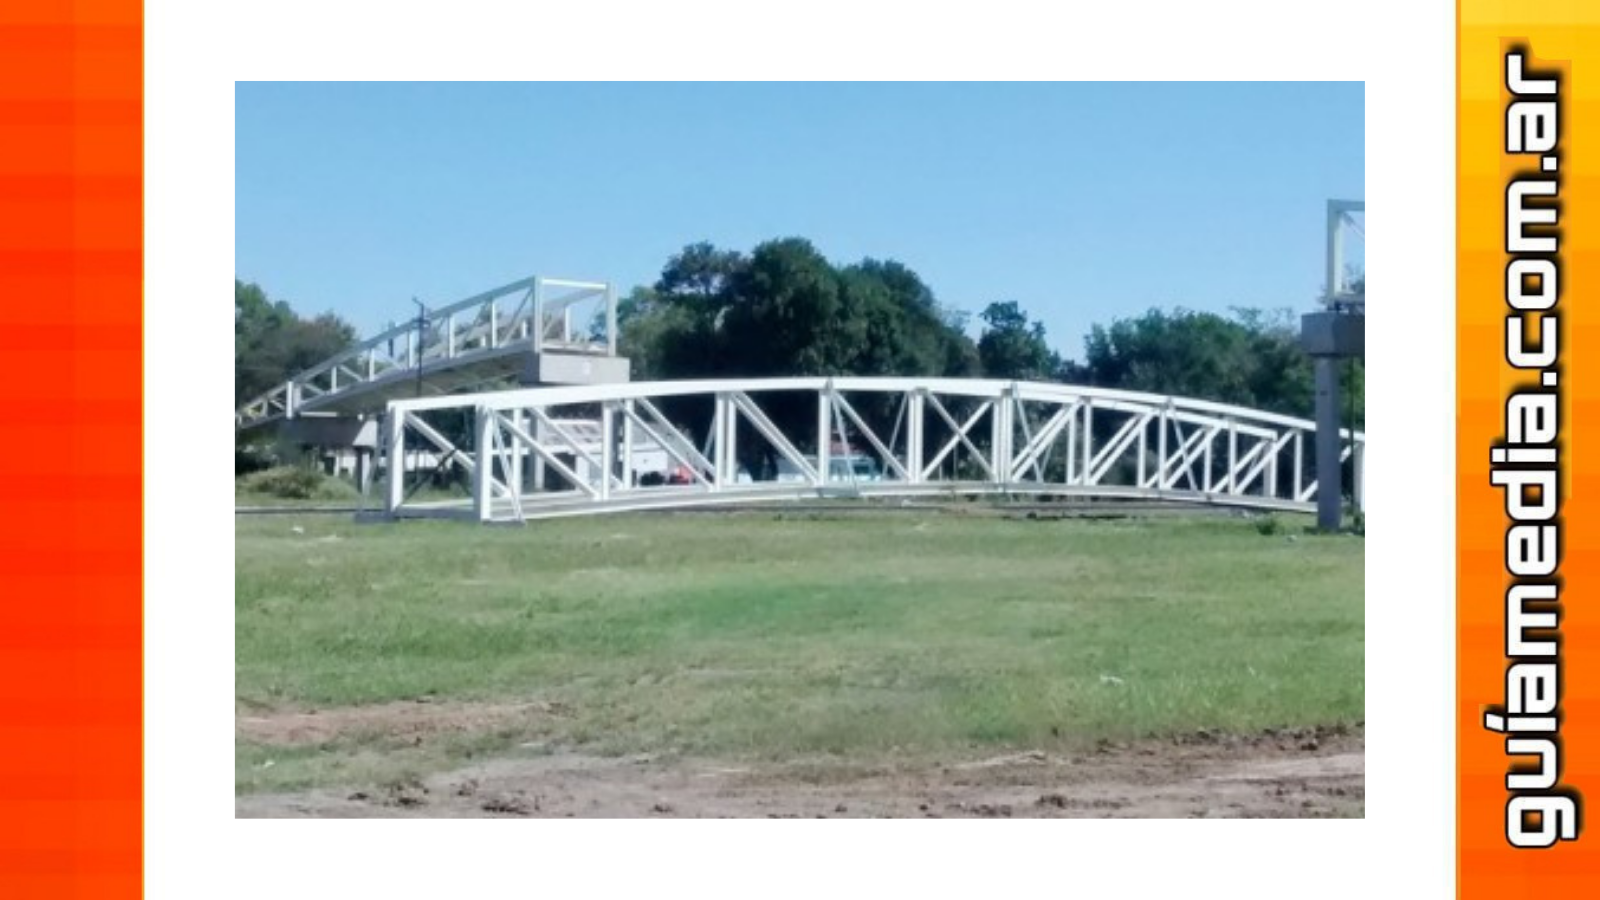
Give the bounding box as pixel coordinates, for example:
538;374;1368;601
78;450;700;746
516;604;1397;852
378;377;1365;523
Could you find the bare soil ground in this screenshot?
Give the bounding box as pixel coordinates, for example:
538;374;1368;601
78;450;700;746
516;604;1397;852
235;701;1362;819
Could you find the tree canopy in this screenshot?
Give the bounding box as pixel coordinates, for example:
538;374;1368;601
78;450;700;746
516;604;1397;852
236;242;1362;443
618;239;980;384
612;239;1357;428
1082;307;1361;427
977;300;1058;381
235;279;357;405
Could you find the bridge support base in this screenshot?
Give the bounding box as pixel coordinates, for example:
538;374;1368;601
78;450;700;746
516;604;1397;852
274;415;380;485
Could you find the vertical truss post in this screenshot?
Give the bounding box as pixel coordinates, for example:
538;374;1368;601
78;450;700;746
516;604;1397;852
1353;440;1364;512
531;414;546;492
1065;406;1077;485
508;408;525;497
1156;405;1169;490
991;388;1011;487
1268;435;1279;499
1005;386;1020;486
727;396;739;483
712;393;732;489
473;406;495;522
1226;420;1238;495
1293;432;1304;500
489;301;498;349
907;390;925;485
1081;400;1094;485
384;410;405;514
817;388;833;484
1137;415;1147;487
447;314;458;359
600;402;616;501
622;399;635;488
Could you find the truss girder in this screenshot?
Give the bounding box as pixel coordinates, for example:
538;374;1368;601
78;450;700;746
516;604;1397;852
376;377;1365;522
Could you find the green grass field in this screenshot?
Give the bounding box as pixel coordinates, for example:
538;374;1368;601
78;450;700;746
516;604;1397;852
236;509;1363;794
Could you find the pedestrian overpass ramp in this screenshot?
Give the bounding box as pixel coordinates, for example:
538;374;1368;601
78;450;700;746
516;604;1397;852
234;275;627;431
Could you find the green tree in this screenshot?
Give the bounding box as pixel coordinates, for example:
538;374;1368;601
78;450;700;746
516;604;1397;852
657;241;745;312
719;238;851;375
977;301;1058;380
235;279;357;404
1077;306;1361;425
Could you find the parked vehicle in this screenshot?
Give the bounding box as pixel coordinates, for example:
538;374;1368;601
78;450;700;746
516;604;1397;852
663;463;752;485
772;453;882;484
828;455;882;483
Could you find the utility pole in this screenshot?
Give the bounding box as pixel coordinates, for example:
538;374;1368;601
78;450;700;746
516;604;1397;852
408;298;428;489
412;297;428;400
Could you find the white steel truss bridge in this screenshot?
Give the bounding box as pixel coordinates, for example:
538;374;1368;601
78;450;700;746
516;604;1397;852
380;377;1364;523
234;275;621;431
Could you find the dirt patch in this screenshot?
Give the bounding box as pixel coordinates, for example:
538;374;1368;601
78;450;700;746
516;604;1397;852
236;699;572;747
237;725;1364;819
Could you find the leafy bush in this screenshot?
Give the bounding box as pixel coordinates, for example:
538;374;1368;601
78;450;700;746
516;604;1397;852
1254;514;1282;536
238;466;357;501
235;446;277;476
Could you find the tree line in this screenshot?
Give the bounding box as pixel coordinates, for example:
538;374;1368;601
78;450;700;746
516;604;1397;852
615;238;1360;427
236;237;1363;428
235;279;356;405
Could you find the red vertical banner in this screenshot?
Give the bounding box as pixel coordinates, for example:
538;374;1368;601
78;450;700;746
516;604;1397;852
0;0;142;896
1459;2;1600;895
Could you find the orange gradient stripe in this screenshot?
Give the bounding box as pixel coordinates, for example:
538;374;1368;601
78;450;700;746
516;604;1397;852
1459;4;1600;896
0;0;142;896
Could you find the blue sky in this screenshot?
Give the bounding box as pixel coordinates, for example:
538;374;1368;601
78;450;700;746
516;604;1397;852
236;82;1363;360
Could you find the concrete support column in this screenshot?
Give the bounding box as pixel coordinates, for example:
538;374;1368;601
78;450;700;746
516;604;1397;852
1302;309;1363;530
